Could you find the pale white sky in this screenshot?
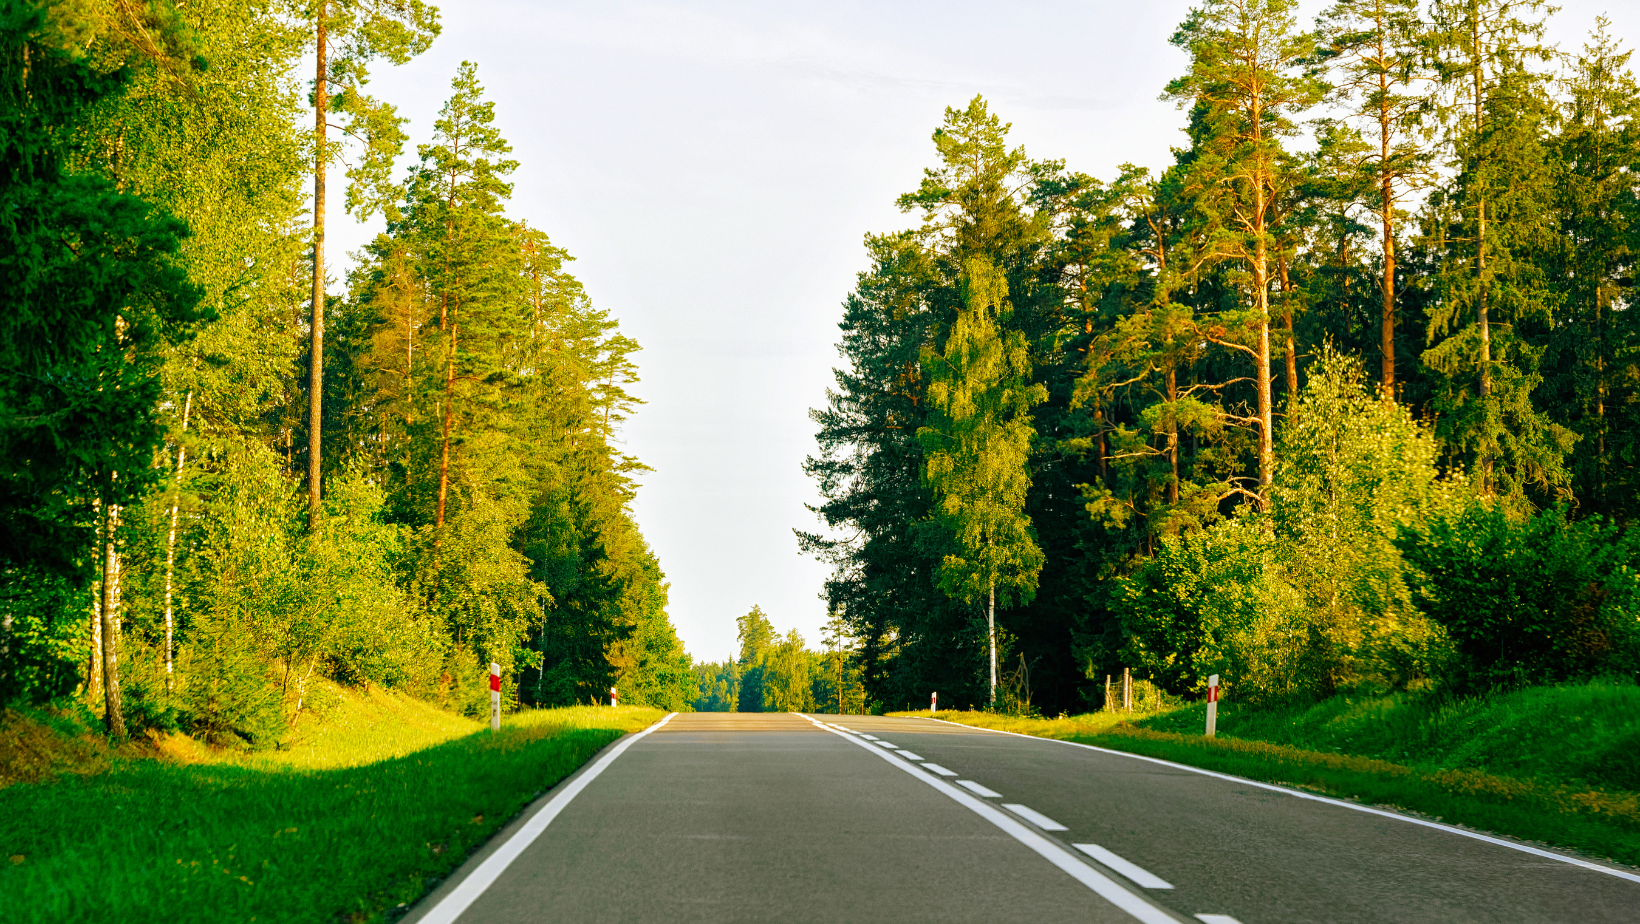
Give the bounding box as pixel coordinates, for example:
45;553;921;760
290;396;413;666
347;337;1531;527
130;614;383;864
328;0;1633;663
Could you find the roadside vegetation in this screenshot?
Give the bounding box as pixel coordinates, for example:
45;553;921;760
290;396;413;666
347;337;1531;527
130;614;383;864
1;0;693;756
0;696;662;924
905;680;1640;866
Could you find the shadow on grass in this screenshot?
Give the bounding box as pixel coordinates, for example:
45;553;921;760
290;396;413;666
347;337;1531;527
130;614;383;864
0;707;663;924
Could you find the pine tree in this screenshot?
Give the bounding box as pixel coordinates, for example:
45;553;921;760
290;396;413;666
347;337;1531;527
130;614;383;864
1165;0;1323;500
1317;0;1435;396
303;0;437;527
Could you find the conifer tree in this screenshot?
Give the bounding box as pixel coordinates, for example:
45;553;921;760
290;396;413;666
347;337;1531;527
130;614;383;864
1165;0;1323;500
1544;20;1639;515
1423;0;1573;502
1318;0;1435;396
304;0;437;527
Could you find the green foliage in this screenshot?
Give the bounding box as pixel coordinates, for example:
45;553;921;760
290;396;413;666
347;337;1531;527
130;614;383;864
0;1;200;584
1115;516;1310;702
919;256;1047;608
1396;503;1640;691
0;706;659;924
1139;680;1640;793
691;660;737;712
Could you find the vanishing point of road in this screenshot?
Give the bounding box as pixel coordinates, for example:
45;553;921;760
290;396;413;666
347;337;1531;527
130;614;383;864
402;712;1640;924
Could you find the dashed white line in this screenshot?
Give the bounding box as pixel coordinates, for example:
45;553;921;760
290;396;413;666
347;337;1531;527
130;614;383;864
921;762;957;776
858;734;880;740
1003;803;1068;831
873;741;900;749
920;715;1640;886
798;715;1178;924
956;780;1002;798
1074;844;1174;890
1195;915;1244;924
896;751;926;761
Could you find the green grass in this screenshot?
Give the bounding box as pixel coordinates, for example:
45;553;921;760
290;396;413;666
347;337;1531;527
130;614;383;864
1137;681;1640;792
0;704;665;924
908;682;1640;867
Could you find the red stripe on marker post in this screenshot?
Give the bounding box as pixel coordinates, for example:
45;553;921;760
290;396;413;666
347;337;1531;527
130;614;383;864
1205;674;1219;738
489;662;501;732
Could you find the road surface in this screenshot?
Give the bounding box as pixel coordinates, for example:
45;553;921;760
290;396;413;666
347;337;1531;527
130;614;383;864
402;712;1640;923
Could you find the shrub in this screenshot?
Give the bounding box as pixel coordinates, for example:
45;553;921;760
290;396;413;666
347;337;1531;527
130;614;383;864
1397;504;1640;692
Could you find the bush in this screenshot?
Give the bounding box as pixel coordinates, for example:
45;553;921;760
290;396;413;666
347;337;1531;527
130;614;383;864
1396;504;1640;692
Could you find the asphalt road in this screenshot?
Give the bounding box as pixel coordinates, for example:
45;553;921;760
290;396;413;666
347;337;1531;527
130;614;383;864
403;712;1640;924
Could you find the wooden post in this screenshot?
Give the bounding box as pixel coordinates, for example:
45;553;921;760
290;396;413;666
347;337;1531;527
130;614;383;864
1205;674;1220;738
1122;668;1131;712
1104;675;1112;712
489;662;500;732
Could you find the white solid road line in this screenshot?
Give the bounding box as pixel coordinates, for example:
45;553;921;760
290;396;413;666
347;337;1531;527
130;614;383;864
956;780;1003;798
922;716;1640;885
1194;915;1244;924
800;715;1181;924
896;750;926;761
413;712;679;924
921;762;958;776
1074;844;1175;890
1003;803;1069;831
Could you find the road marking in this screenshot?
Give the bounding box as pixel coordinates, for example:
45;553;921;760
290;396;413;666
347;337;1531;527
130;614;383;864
799;715;1179;924
1194;915;1243;924
414;712;678;924
956;780;1002;798
1003;803;1069;831
921;762;957;776
874;741;900;749
896;751;926;761
921;717;1640;885
1074;844;1174;889
859;734;880;740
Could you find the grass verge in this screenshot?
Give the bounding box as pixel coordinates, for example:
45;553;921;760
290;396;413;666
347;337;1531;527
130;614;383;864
0;703;664;924
901;701;1640;868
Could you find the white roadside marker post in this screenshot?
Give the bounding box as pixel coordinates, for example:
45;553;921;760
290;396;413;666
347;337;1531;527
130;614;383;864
610;686;618;708
930;691;937;715
489;662;501;732
1205;673;1219;738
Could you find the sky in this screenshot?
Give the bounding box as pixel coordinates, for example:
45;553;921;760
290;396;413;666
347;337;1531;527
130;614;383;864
326;0;1635;663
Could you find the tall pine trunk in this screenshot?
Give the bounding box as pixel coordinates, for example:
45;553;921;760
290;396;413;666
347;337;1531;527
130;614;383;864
1379;43;1398;397
307;4;328;529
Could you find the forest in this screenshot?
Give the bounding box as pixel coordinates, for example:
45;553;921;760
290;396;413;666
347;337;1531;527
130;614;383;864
801;0;1640;714
0;0;695;744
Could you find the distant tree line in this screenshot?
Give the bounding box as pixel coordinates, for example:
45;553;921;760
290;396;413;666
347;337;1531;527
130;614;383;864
803;0;1640;713
691;606;865;713
0;0;693;743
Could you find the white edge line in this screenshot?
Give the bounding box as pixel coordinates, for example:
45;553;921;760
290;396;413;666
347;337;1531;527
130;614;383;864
415;712;679;924
917;716;1640;885
798;714;1179;924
